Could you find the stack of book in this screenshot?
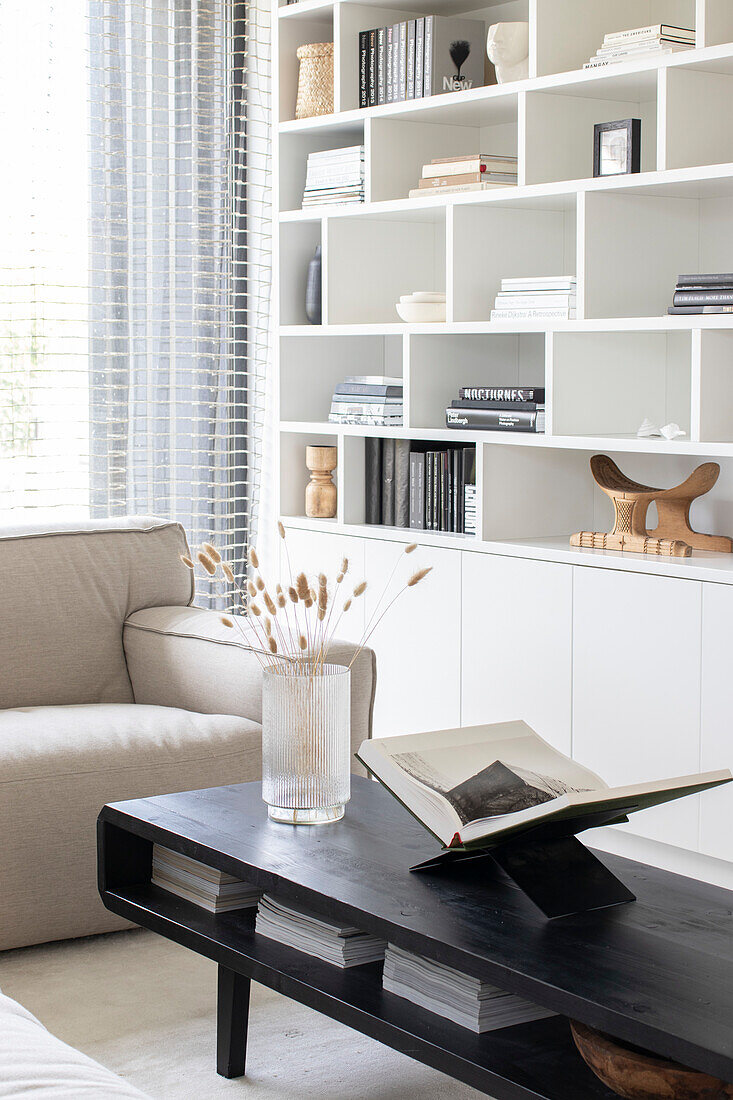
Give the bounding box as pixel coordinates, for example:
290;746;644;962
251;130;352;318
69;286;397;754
255;895;386;968
359;16;485;107
584;24;695;69
491;277;576;322
446;385;545;434
383;945;556;1033
668;273;733;315
409;153;518;199
302;146;364;209
365;438;476;533
151;845;261;914
328;376;403;426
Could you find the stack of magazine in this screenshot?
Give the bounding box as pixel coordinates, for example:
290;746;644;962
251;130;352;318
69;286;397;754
302;146;364;209
151;845;261;913
383;945;555;1032
328;376;403;426
584;24;695;69
409;153;517;199
255;895;387;968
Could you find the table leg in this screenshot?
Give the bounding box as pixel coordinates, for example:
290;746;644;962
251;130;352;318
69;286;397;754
217;965;251;1078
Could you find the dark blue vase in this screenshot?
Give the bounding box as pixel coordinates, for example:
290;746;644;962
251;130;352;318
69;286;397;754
305;244;322;325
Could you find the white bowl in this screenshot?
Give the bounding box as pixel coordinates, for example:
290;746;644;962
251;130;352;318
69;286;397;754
396;301;446;323
399;291;446;303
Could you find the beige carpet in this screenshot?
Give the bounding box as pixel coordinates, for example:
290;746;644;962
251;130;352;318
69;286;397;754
0;929;485;1099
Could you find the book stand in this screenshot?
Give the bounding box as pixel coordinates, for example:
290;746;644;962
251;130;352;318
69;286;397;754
411;806;637;919
570;454;733;558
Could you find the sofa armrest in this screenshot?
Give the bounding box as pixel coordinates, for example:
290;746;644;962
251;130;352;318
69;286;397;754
123;606;376;768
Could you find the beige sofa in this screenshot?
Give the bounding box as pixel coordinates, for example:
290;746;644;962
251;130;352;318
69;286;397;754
0;517;376;952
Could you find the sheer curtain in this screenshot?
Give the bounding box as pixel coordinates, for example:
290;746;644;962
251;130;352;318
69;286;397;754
0;0;271;595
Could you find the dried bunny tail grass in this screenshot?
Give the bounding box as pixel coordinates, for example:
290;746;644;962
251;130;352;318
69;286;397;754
247;580;257;598
318;586;328;612
336;572;344;584
343;598;352;612
318;607;326;621
264;592;277;616
180;555;194;569
202;543;221;563
277;591;286;608
309;586;316;603
248;547;259;569
299;635;307;650
341;557;349;575
296;572;309;600
221;562;235;583
276;582;283;594
405;543;417;554
318;573;327;588
288;586;299;604
278;520;286;539
408;566;433;587
353;581;367;598
268;637;278;654
264;617;272;637
250;603;262;617
256;575;265;592
304;597;313;609
197;552;216;576
220;616;234;628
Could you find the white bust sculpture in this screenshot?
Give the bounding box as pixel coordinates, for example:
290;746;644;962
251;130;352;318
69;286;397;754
486;22;529;84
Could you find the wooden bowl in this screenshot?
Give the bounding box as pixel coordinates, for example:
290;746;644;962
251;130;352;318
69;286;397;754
570;1020;733;1099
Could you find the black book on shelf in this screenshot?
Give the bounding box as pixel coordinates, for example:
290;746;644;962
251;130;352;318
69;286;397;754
677;273;733;287
451;399;545;412
406;19;416;99
358;31;369;108
434;451;443;531
377;26;387;105
458;386;545;403
382;438;396;525
441;450;450;532
368;28;377;107
453;447;462;533
365;436;382;524
394;440;411;528
409;451;425;529
673;289;733;305
668;304;733;314
447;407;543;432
424;450;433;531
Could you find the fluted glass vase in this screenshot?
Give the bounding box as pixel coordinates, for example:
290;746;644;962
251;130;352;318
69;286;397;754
262;664;351;825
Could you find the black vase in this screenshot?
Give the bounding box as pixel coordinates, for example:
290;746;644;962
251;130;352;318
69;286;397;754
305;244;322;325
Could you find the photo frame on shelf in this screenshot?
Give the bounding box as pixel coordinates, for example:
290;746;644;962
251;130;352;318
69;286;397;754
593;118;641;178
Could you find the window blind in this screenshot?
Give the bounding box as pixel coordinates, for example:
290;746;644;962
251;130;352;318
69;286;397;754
0;0;271;598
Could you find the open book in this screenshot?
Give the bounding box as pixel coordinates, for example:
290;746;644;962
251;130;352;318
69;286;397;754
356;722;731;850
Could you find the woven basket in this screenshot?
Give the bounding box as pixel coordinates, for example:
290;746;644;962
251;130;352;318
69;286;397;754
295;42;334;119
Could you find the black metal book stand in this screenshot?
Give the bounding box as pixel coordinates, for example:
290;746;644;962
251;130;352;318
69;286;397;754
410;806;637;919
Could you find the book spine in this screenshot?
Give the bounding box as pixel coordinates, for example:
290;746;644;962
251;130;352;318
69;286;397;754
673;289;733;305
385;26;394;103
368;29;377;107
677;273;733;287
394;440;411;528
419;173;486;187
398;23;407;102
335;383;402;396
459;387;545;401
446;408;543;431
381;438;396;525
406;20;416;100
409;452;425;529
358;31;369;109
423;15;433;97
433;452;441;531
424;452;433;530
491;307;575;320
451;399;544;411
452;447;460;533
605;24;690;42
377;26;386;105
495;294;575;308
365;436;382;524
667;304;733;314
414;18;424;98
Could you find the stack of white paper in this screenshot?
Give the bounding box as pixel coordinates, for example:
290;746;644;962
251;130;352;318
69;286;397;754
256;895;386;968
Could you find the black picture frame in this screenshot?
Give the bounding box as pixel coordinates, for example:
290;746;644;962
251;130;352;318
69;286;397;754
593;118;641;177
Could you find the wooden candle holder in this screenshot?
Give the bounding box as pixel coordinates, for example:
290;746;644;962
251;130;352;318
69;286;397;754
571;454;733;558
305;445;337;519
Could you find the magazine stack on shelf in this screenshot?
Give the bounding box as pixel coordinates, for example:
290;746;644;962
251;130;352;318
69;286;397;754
584;24;694;69
446;385;546;434
151;845;261;914
383;945;556;1033
409;153;517;199
302;146;364;209
255;895;386;968
491;277;576;322
328;376;403;426
668;273;733;315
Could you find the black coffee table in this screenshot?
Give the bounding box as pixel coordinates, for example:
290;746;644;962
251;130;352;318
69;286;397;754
98;778;733;1099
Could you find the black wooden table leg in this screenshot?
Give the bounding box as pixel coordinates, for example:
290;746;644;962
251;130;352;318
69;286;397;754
217;965;251;1078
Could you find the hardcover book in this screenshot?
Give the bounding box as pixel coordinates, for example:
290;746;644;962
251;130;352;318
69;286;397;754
409;451;425;529
414;18;425;98
446;407;545;432
358;31;369;108
398;23;407;102
382;437;396;525
394;439;411;528
406;20;416;99
422;16;486;96
459;386;545;402
377;26;386;105
368;28;377;106
365;436;382;524
356;721;731;851
386;25;394;102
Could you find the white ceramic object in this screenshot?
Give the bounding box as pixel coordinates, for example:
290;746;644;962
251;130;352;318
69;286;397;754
400;291;446;303
486;22;529;84
396;301;447;323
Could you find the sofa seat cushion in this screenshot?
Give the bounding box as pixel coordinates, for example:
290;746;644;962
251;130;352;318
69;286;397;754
0;988;148;1097
0;704;262;951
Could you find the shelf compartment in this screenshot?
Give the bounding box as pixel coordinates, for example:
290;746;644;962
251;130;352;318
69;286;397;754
481;443;593;540
327;208;446;324
279;122;365;213
280;429;338;519
551;330;691;439
664;65;733;171
525;79;657;186
451;195;576;322
408;332;544;429
280;333;403;424
279;13;335;123
279;221;323;325
700;1;733;48
698;329;733;443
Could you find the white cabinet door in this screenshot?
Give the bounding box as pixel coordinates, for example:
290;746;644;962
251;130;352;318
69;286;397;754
461;553;573;755
280;528;366;644
364;540;461;738
573;567;702;849
700;583;733;862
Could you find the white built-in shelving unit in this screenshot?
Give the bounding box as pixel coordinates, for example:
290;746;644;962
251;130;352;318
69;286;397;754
273;0;733;884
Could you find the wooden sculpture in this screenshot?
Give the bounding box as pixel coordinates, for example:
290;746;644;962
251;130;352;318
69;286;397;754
571;455;733;558
305;444;337;518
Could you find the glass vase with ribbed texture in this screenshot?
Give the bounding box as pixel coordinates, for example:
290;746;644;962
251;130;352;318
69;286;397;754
262;664;351;825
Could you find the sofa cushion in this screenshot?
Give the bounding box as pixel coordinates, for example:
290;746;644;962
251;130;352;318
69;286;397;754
0;704;262;951
0;988;148;1097
0;517;193;711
